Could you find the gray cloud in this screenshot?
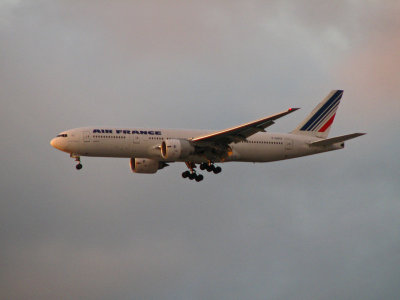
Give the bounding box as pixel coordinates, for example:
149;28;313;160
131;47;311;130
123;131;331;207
1;1;399;299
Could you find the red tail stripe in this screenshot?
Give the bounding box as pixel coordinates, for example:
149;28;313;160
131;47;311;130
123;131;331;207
318;114;336;132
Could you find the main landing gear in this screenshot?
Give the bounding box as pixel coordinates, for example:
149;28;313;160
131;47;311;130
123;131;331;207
71;153;83;170
182;161;203;182
199;162;222;174
181;162;222;182
182;170;204;182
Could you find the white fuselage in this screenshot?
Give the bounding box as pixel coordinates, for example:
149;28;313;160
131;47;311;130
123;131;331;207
50;127;343;163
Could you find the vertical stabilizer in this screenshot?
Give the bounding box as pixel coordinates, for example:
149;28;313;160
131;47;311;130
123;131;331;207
291;90;343;139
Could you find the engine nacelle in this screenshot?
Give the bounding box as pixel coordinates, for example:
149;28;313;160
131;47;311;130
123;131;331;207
130;158;160;174
161;139;195;160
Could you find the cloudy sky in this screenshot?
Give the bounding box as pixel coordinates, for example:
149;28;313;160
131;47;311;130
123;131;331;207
1;1;399;299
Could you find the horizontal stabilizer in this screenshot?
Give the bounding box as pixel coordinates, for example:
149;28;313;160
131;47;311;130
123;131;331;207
310;133;366;147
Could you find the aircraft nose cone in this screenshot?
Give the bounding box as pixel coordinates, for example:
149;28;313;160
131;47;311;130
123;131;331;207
50;138;58;149
50;137;69;152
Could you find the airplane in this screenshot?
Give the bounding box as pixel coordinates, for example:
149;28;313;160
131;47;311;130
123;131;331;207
50;90;365;182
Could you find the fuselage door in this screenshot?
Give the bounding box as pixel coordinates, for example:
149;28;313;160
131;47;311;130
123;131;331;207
133;134;140;144
284;138;293;150
83;131;90;142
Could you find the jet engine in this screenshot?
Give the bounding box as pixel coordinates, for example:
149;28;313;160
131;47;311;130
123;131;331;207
161;139;195;160
130;158;166;174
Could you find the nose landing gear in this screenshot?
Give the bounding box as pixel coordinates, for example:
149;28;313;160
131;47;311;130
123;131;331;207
71;153;83;170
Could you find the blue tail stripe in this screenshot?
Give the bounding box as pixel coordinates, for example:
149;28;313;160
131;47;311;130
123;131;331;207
301;90;342;130
300;90;342;131
307;98;340;131
308;100;340;131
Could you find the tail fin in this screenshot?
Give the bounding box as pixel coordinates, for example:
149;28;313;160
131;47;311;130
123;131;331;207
291;90;343;139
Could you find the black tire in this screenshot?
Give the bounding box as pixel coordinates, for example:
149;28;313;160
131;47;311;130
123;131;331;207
195;174;204;182
188;173;195;180
206;166;213;172
76;163;82;170
200;163;206;170
214;166;222;174
182;171;190;178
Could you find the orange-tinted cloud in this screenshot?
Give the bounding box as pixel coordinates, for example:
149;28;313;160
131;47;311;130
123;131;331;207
336;2;400;121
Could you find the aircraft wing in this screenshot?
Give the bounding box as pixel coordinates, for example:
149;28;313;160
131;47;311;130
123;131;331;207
191;108;299;145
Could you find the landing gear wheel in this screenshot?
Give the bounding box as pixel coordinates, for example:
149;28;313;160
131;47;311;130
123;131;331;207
200;163;207;170
213;166;222;174
182;171;190;178
188;173;196;180
76;163;83;170
206;166;213;172
195;174;204;182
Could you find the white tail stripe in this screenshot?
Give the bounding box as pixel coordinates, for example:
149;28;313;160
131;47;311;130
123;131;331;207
304;92;342;131
309;101;340;131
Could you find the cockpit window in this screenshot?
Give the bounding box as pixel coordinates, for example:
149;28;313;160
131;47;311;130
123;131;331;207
56;134;68;137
